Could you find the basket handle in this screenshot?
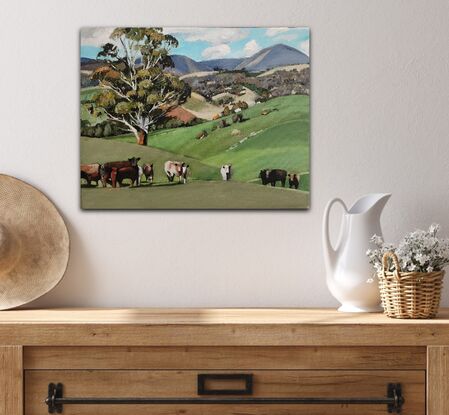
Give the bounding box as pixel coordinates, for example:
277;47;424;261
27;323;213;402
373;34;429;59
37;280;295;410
382;251;402;281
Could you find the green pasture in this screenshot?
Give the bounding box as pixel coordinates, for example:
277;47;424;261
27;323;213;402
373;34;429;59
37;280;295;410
81;180;309;210
80;93;310;208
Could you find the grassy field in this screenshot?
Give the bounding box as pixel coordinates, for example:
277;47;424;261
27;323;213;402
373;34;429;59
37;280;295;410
80;94;310;209
104;95;310;185
81;180;309;210
81;136;220;182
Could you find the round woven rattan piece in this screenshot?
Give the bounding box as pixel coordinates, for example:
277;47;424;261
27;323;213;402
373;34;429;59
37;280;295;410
0;174;69;310
379;251;444;319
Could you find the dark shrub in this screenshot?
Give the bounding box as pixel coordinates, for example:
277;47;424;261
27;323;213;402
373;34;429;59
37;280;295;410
222;106;231;116
218;119;229;129
237;100;249;109
94;125;104;137
103;123;113;137
81;121;124;138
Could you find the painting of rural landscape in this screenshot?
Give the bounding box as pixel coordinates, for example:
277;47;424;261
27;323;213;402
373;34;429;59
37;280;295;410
80;27;310;209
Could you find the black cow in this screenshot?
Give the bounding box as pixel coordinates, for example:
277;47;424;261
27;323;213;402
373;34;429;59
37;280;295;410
259;169;287;187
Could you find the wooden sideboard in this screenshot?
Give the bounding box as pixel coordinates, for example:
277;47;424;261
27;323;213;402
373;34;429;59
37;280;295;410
1;308;449;414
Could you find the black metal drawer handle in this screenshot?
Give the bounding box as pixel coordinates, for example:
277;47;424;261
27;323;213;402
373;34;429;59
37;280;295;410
198;373;253;395
45;382;404;414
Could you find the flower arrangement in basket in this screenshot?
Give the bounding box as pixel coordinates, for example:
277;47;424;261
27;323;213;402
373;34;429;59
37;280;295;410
366;224;449;319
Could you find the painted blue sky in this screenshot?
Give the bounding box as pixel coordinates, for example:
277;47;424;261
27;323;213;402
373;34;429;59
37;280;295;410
81;27;309;61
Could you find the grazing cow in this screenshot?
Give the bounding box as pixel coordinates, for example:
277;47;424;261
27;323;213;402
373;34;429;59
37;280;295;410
164;160;180;182
100;157;140;187
164;160;182;182
259;169;287;187
110;166;140;188
288;173;300;189
220;165;232;181
142;163;154;184
164;161;190;184
80;163;101;186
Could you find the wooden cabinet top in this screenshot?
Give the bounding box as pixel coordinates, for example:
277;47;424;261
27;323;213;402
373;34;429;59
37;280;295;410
2;308;449;346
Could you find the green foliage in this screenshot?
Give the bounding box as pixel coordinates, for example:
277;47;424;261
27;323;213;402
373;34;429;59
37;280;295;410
211;124;218;131
81;121;124;138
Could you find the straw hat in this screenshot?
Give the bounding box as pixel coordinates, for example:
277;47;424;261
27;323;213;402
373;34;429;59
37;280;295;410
0;174;69;310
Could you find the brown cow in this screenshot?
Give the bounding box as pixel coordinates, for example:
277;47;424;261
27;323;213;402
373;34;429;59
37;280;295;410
110;166;140;188
81;163;101;186
100;157;140;187
142;163;154;184
288;173;300;189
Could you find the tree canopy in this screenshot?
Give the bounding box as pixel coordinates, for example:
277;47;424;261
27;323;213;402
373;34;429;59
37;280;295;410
89;28;190;145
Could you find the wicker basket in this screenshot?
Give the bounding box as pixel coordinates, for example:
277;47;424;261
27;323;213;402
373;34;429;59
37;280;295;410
378;251;445;319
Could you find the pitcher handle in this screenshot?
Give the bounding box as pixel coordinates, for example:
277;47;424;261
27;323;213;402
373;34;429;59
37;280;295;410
323;198;348;256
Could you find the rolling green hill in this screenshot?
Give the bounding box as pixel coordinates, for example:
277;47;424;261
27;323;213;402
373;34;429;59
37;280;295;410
105;95;309;186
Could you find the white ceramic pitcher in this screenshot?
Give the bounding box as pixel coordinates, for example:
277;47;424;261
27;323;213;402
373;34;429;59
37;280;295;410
322;193;391;312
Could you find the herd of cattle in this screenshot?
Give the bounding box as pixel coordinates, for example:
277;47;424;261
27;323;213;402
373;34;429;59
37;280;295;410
80;157;186;188
259;168;300;189
81;157;300;189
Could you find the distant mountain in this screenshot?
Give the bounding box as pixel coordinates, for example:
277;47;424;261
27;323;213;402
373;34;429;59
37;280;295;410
81;57;96;65
200;58;244;71
235;44;309;72
80;58;105;72
170;55;212;75
80;43;310;76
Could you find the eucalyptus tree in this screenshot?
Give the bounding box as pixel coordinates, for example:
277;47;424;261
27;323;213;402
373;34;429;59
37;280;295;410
90;28;190;145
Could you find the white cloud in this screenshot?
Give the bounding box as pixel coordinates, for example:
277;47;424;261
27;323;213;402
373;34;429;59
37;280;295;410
201;44;231;59
80;27;114;46
275;33;298;42
243;40;261;57
165;27;249;45
299;40;309;56
266;27;289;37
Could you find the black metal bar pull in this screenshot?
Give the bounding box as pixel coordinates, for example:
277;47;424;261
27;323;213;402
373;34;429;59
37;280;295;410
45;382;404;414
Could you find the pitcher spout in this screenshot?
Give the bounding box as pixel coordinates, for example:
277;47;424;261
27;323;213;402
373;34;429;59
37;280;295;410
348;193;391;217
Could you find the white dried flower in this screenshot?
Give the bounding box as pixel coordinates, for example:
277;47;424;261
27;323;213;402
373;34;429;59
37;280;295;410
366;224;449;274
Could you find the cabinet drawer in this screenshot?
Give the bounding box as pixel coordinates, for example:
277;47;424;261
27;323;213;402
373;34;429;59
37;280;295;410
25;370;425;415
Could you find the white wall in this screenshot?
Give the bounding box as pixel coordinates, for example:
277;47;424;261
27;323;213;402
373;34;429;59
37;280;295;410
1;0;449;308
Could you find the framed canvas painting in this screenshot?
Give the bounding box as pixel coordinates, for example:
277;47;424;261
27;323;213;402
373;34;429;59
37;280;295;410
80;27;310;209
